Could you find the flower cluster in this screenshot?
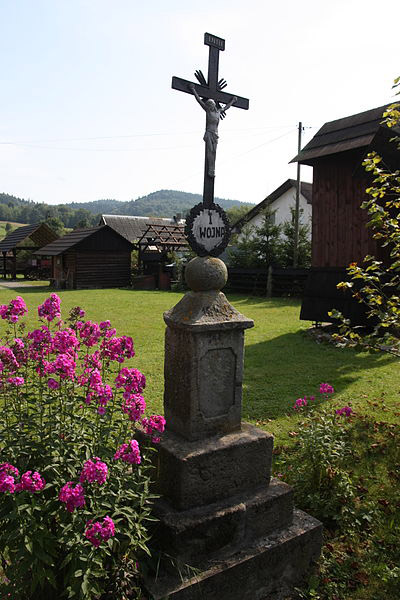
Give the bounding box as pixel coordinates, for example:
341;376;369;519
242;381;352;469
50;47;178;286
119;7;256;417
0;294;166;559
336;406;353;417
320;383;334;395
0;464;45;494
141;415;166;443
122;393;146;422
78;321;102;347
38;293;61;322
101;335;135;363
0;296;27;323
115;367;146;394
59;482;86;512
79;457;108;485
114;440;141;464
17;471;46;493
0;346;19;374
85;516;115;548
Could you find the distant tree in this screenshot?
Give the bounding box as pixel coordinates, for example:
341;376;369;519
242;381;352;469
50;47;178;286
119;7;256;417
5;222;12;233
45;216;65;237
226;204;254;226
73;218;90;230
278;206;311;268
251;207;282;267
227;224;259;268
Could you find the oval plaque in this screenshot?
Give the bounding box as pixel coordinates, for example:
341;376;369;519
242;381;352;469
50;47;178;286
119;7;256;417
185;202;230;257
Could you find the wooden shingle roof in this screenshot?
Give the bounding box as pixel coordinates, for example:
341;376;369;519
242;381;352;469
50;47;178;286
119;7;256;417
99;214;180;243
0;222;58;253
291;104;400;165
35;225;131;256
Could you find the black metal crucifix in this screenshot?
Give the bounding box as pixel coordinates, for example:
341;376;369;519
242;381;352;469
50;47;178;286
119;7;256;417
172;33;249;208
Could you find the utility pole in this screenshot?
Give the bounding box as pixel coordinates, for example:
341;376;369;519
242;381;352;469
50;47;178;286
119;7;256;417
293;121;303;268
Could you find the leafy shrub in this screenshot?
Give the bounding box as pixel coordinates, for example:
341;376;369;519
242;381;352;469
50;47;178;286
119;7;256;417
0;294;165;599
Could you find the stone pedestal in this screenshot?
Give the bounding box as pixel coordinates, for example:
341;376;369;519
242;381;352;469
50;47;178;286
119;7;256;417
143;257;322;599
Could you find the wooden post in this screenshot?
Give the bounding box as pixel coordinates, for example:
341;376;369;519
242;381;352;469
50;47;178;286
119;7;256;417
293;122;303;268
266;264;273;298
11;249;17;280
2;252;7;279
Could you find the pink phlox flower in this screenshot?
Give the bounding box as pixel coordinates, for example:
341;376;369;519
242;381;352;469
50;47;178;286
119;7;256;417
336;406;353;417
79;321;102;347
83;351;101;372
98;384;113;407
59;482;85;512
28;326;52;360
7;376;24;387
17;470;46;493
114;439;141;464
293;397;307;410
35;359;53;377
80;457;108;485
85;516;115;548
49;353;76;380
89;369;103;392
38;294;61;322
141;415;166;443
97;406;106;415
77;374;89;387
0;346;19;374
11;338;27;365
101;336;135;363
115;367;146;394
0;296;27;323
99;321;117;338
320;383;334;395
51;328;80;354
47;377;60;390
0;474;16;493
0;463;19;477
122;393;146;422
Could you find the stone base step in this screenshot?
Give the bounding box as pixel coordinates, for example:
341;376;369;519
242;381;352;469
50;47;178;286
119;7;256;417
144;509;322;600
152;478;294;568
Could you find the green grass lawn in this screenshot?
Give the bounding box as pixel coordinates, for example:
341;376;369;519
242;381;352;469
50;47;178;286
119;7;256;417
0;285;397;443
0;285;398;599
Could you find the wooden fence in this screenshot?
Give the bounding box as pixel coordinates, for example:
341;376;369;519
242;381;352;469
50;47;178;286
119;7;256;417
225;267;310;297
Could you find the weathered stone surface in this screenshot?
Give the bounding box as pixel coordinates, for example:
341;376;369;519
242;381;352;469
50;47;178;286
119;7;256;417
145;509;323;600
152;479;294;567
154;423;273;510
185;256;228;292
164;290;254;331
163;290;253;441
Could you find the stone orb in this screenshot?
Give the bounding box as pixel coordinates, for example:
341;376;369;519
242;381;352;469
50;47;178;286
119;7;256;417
185;256;228;292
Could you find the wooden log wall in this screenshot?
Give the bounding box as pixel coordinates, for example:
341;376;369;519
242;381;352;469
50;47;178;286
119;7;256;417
63;252;131;289
312;152;379;268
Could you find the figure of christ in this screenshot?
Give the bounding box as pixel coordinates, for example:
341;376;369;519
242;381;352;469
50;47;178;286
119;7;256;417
189;83;237;178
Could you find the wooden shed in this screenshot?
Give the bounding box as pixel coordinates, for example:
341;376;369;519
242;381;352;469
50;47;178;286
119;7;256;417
36;225;132;289
0;222;58;279
291;105;400;324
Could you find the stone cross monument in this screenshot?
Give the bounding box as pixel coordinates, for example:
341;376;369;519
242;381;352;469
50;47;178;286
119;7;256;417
173;32;249;258
142;33;322;600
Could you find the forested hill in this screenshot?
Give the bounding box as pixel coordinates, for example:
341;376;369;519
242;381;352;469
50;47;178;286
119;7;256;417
67;190;246;217
0;190;251;231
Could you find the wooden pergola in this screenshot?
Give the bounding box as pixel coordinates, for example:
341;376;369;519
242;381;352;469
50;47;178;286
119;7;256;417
138;223;188;267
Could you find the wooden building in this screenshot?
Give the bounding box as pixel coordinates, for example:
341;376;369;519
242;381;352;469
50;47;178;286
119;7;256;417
0;222;58;279
291;105;400;324
36;225;132;289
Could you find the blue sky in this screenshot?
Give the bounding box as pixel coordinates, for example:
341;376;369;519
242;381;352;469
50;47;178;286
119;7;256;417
0;0;398;206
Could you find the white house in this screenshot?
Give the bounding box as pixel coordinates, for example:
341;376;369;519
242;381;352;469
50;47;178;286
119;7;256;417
231;179;312;238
